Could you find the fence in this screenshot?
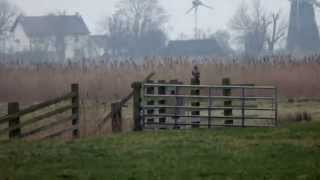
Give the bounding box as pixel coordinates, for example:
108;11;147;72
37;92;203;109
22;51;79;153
96;72;155;133
132;80;278;130
0;84;80;140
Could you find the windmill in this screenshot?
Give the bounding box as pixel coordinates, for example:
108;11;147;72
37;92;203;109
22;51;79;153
186;0;213;39
287;0;320;53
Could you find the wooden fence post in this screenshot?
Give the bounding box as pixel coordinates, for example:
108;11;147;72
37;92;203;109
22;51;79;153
222;78;233;125
8;102;21;139
191;66;200;128
132;82;142;131
170;80;183;129
158;80;167;129
71;83;80;138
274;87;278;127
111;101;122;133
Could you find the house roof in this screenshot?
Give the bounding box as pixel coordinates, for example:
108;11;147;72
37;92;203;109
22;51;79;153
12;15;90;37
165;39;224;56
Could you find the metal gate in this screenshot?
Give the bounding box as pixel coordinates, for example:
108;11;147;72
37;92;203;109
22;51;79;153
140;82;278;129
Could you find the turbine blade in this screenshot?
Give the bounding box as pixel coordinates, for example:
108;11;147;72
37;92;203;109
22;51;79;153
313;0;320;7
200;3;214;10
186;7;195;14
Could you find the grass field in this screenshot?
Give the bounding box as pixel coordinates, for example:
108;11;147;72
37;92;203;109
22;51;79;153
0;122;319;180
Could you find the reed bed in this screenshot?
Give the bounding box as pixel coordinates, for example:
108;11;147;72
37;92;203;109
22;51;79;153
1;55;320;104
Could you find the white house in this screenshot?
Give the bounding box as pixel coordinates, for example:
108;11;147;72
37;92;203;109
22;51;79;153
8;14;91;61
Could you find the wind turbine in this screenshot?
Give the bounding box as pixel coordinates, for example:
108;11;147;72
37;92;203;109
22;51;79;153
287;0;320;53
186;0;213;39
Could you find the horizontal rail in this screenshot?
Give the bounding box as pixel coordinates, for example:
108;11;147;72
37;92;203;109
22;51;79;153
144;83;276;90
43;126;78;139
142;105;275;111
21;115;75;138
0;105;74;135
120;72;155;106
144;94;274;100
144;105;260;109
144;114;275;120
0;92;76;124
145;122;275;128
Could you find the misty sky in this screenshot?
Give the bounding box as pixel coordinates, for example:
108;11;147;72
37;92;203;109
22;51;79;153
11;0;290;39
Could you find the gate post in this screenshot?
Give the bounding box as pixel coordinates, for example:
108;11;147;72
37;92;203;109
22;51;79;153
8;102;21;139
132;82;142;131
71;83;80;138
111;101;122;133
274;87;278;127
222;78;233;125
158;80;167;129
191;66;201;128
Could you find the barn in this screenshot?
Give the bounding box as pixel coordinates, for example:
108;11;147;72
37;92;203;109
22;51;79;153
163;39;226;56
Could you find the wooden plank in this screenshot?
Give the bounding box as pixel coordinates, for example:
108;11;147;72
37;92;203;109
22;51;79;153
97;72;155;130
0;114;13;125
111;101;122;133
241;88;245;128
145;122;275;128
42;126;77;139
71;84;80;138
191;66;201;128
21;115;75;138
132;82;142;131
8;102;20;139
119;72;155;106
97;113;112;129
142;105;274;111
143;114;275;120
144;94;274;100
274;87;279;126
0;92;75;124
143;83;276;89
232;83;255;86
0;105;74;135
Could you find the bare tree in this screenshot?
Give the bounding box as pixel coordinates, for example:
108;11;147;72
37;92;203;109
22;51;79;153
230;0;286;56
229;0;270;56
211;30;231;47
116;0;167;38
100;0;168;56
100;12;131;56
266;11;287;54
210;30;233;54
0;0;19;53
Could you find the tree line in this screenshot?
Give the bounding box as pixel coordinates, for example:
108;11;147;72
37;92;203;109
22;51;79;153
0;0;290;57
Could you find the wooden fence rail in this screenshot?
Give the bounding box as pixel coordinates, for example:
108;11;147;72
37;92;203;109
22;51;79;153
0;84;80;140
97;72;155;133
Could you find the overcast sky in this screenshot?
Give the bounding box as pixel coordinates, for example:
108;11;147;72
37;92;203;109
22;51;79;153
11;0;290;39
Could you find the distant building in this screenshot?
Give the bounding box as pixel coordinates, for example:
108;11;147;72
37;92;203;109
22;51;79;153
8;14;90;61
89;35;108;57
164;39;225;56
287;0;320;54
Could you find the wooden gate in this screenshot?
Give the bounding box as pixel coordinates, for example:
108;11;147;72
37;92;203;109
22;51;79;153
137;82;278;130
0;84;80;140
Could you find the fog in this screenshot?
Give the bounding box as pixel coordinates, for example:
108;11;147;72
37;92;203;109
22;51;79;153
11;0;290;38
3;0;320;58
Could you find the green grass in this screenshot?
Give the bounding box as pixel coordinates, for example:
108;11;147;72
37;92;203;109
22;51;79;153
0;123;320;180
